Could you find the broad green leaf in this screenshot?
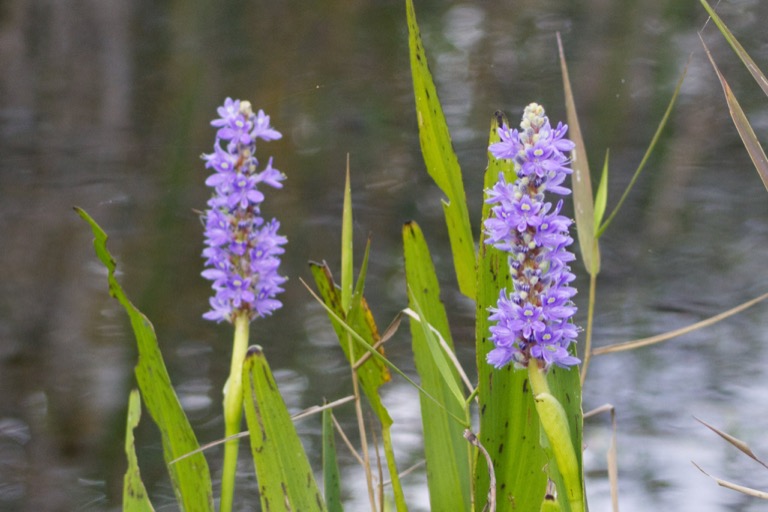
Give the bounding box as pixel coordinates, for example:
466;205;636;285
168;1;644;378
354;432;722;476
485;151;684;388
593;150;609;234
76;207;213;512
406;0;476;299
242;346;326;512
475;117;548;511
123;390;154;512
699;0;768;98
322;408;344;512
405;286;464;410
701;36;768;192
403;221;471;512
557;34;599;276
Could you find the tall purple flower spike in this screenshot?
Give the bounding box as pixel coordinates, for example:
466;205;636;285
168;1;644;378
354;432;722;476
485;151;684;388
484;103;580;369
201;98;287;323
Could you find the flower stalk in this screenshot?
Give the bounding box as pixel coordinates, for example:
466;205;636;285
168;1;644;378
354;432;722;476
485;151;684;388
484;103;580;370
200;98;287;512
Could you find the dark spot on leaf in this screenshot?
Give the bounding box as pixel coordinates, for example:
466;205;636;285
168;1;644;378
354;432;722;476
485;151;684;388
498;443;504;454
522;379;529;393
494;110;505;127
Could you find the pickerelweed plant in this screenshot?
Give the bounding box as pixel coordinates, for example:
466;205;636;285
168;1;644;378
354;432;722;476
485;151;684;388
484;104;584;511
200;97;287;512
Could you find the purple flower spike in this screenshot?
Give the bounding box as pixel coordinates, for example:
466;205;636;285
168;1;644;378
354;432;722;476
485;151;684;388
484;103;579;370
201;99;287;323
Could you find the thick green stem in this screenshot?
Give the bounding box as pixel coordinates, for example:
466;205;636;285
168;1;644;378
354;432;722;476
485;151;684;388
220;313;250;512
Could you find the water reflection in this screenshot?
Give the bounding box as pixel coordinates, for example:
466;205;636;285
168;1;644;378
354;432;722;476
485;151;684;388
1;0;768;510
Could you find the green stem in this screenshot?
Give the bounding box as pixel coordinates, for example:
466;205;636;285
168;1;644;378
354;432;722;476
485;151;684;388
579;271;597;385
220;313;250;512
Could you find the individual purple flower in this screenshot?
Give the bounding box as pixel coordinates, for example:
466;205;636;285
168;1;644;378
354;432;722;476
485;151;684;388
201;98;287;323
484;103;579;369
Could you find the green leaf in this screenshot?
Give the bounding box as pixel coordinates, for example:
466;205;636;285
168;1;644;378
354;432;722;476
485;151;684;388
540;368;584;512
403;221;471;512
123;390;154;512
699;0;768;98
701;36;768;192
557;34;599;276
593;150;609;234
76;207;213;512
308;261;409;510
406;0;476;299
322;408;344;512
475;117;548;511
341;157;354;311
242;346;326;512
309;262;392;421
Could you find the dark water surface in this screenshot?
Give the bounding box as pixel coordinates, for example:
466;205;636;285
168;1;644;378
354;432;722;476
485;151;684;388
2;1;768;510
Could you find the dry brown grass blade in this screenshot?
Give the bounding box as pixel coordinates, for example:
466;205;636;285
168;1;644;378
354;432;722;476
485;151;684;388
585;404;619;512
695;417;768;470
699;0;768;98
170;395;356;464
692;462;768;499
464;429;495;512
556;32;598;277
700;34;768;192
592;291;768;355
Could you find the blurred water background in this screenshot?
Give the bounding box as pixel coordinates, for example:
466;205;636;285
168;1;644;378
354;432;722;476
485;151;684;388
2;0;768;510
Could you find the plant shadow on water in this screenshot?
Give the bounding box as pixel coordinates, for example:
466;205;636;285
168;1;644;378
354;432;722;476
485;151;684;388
1;0;768;511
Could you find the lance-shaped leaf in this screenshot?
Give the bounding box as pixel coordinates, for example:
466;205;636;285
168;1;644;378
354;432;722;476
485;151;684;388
403;221;471;512
539;367;584;512
701;35;768;192
406;0;476;299
557;34;599;276
243;346;326;512
309;261;392;422
76;208;213;512
475;116;548;510
311;165;408;509
699;0;768;98
322;408;344;512
123;390;154;512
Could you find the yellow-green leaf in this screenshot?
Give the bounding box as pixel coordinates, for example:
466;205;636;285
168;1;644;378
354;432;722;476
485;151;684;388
123;390;154;512
593;151;609;234
76;207;213;512
322;408;344;512
475;116;548;511
243;346;326;512
403;221;471;512
406;0;476;299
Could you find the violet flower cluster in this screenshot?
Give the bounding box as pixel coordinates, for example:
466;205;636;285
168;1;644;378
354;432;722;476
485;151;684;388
201;98;287;323
484;103;580;369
